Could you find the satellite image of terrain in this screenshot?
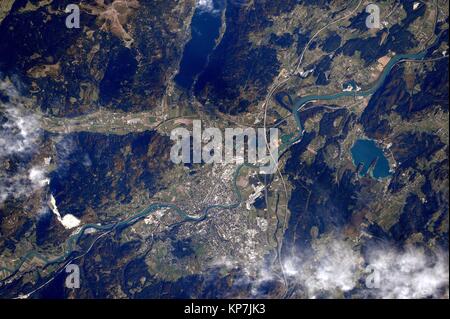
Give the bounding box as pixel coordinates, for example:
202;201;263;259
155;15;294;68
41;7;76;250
0;0;448;299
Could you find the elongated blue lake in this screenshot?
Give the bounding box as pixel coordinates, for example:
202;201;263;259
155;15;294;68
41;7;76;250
351;139;390;179
174;5;222;90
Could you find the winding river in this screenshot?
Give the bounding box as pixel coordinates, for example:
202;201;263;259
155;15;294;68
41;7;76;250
289;51;427;142
0;49;432;293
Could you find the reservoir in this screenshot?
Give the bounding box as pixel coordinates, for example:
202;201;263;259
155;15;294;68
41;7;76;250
351;139;391;179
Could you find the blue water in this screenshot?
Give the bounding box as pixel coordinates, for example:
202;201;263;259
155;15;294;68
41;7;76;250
287;51;426;144
342;79;358;91
351;139;390;179
174;6;222;90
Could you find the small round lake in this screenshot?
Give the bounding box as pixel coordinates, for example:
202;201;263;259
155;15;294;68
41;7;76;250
350;139;391;179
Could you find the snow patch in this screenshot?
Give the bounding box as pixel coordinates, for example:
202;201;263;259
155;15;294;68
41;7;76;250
196;0;214;11
48;194;81;229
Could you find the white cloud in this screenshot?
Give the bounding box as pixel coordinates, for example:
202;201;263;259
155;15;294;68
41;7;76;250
209;255;238;270
196;0;220;13
29;166;50;189
219;237;448;299
274;238;363;298
296;240;362;296
367;246;449;299
1;78;83;232
1;78;47;204
197;0;214;11
1;79;40;156
0;165;49;203
0;96;41;156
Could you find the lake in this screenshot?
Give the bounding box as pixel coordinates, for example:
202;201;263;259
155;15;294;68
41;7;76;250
351;139;391;179
174;5;222;90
